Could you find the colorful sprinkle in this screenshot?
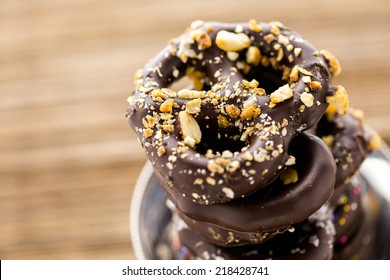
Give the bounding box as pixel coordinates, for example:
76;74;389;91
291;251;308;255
350;202;358;211
353;187;361;196
339;195;348;204
340;235;348;244
338;217;346;226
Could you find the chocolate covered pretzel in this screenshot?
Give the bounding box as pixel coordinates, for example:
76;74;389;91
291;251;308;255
126;20;347;205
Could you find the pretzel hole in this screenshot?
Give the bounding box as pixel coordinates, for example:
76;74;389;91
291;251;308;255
195;121;247;155
245;65;285;94
171;76;203;91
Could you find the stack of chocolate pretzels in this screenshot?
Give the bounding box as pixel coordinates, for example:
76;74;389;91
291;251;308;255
126;20;381;259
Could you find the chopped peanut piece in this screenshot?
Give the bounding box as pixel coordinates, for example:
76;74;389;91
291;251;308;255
207;160;224;174
280;168;298;185
300;92;314;107
289;65;299;82
215;30;251;52
143;128;154;138
369;130;382;150
185;98;202;114
320;49;342;76
242;79;259;89
227;51;239;61
191;30;212;50
218;115;233;128
161;124;174;133
157;145;166;156
322;135;335;148
326;85;349;115
178;111;202;146
285;156;296;166
309;81;323;92
178;89;205;99
276;48;284;62
206;177;216;185
151;89;167;100
248;19;262;32
142;115;157;128
294;48;302;57
264;33;276;44
183;136;196;148
246;46;261;65
241;104;261;120
222;187;235;199
270;84;293;104
159;99;175;113
225;104;241;118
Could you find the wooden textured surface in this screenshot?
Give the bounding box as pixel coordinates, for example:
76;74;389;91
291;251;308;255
1;0;389;259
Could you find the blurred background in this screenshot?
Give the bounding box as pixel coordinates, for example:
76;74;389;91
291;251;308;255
1;0;389;259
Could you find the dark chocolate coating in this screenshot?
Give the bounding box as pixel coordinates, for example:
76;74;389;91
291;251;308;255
177;208;335;260
333;184;378;259
316;110;371;189
166;132;336;246
331;176;365;242
126;21;337;204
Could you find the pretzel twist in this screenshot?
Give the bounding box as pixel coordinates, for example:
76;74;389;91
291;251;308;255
126;20;347;205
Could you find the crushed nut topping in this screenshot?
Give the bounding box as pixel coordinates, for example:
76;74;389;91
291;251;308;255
280;167;298;184
178;89;205;99
242;79;259;89
225;104;241;118
178;111;202;146
143;128;154;138
151;89;167;100
227;51;239;61
207;160;225;174
309;81;322;92
246;46;261;65
218;115;233;128
185;98;202;114
326;85;348;115
248;19;262;32
285;155;296;166
191;30;212;50
322;135;335;148
300;92;314;107
215;30;251;52
222;187;235;199
241;104;261;120
142;115;157;128
264;33;276;44
369;130;382;150
320;49;341;76
270;84;293;106
157;145;166;156
159;99;175;113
